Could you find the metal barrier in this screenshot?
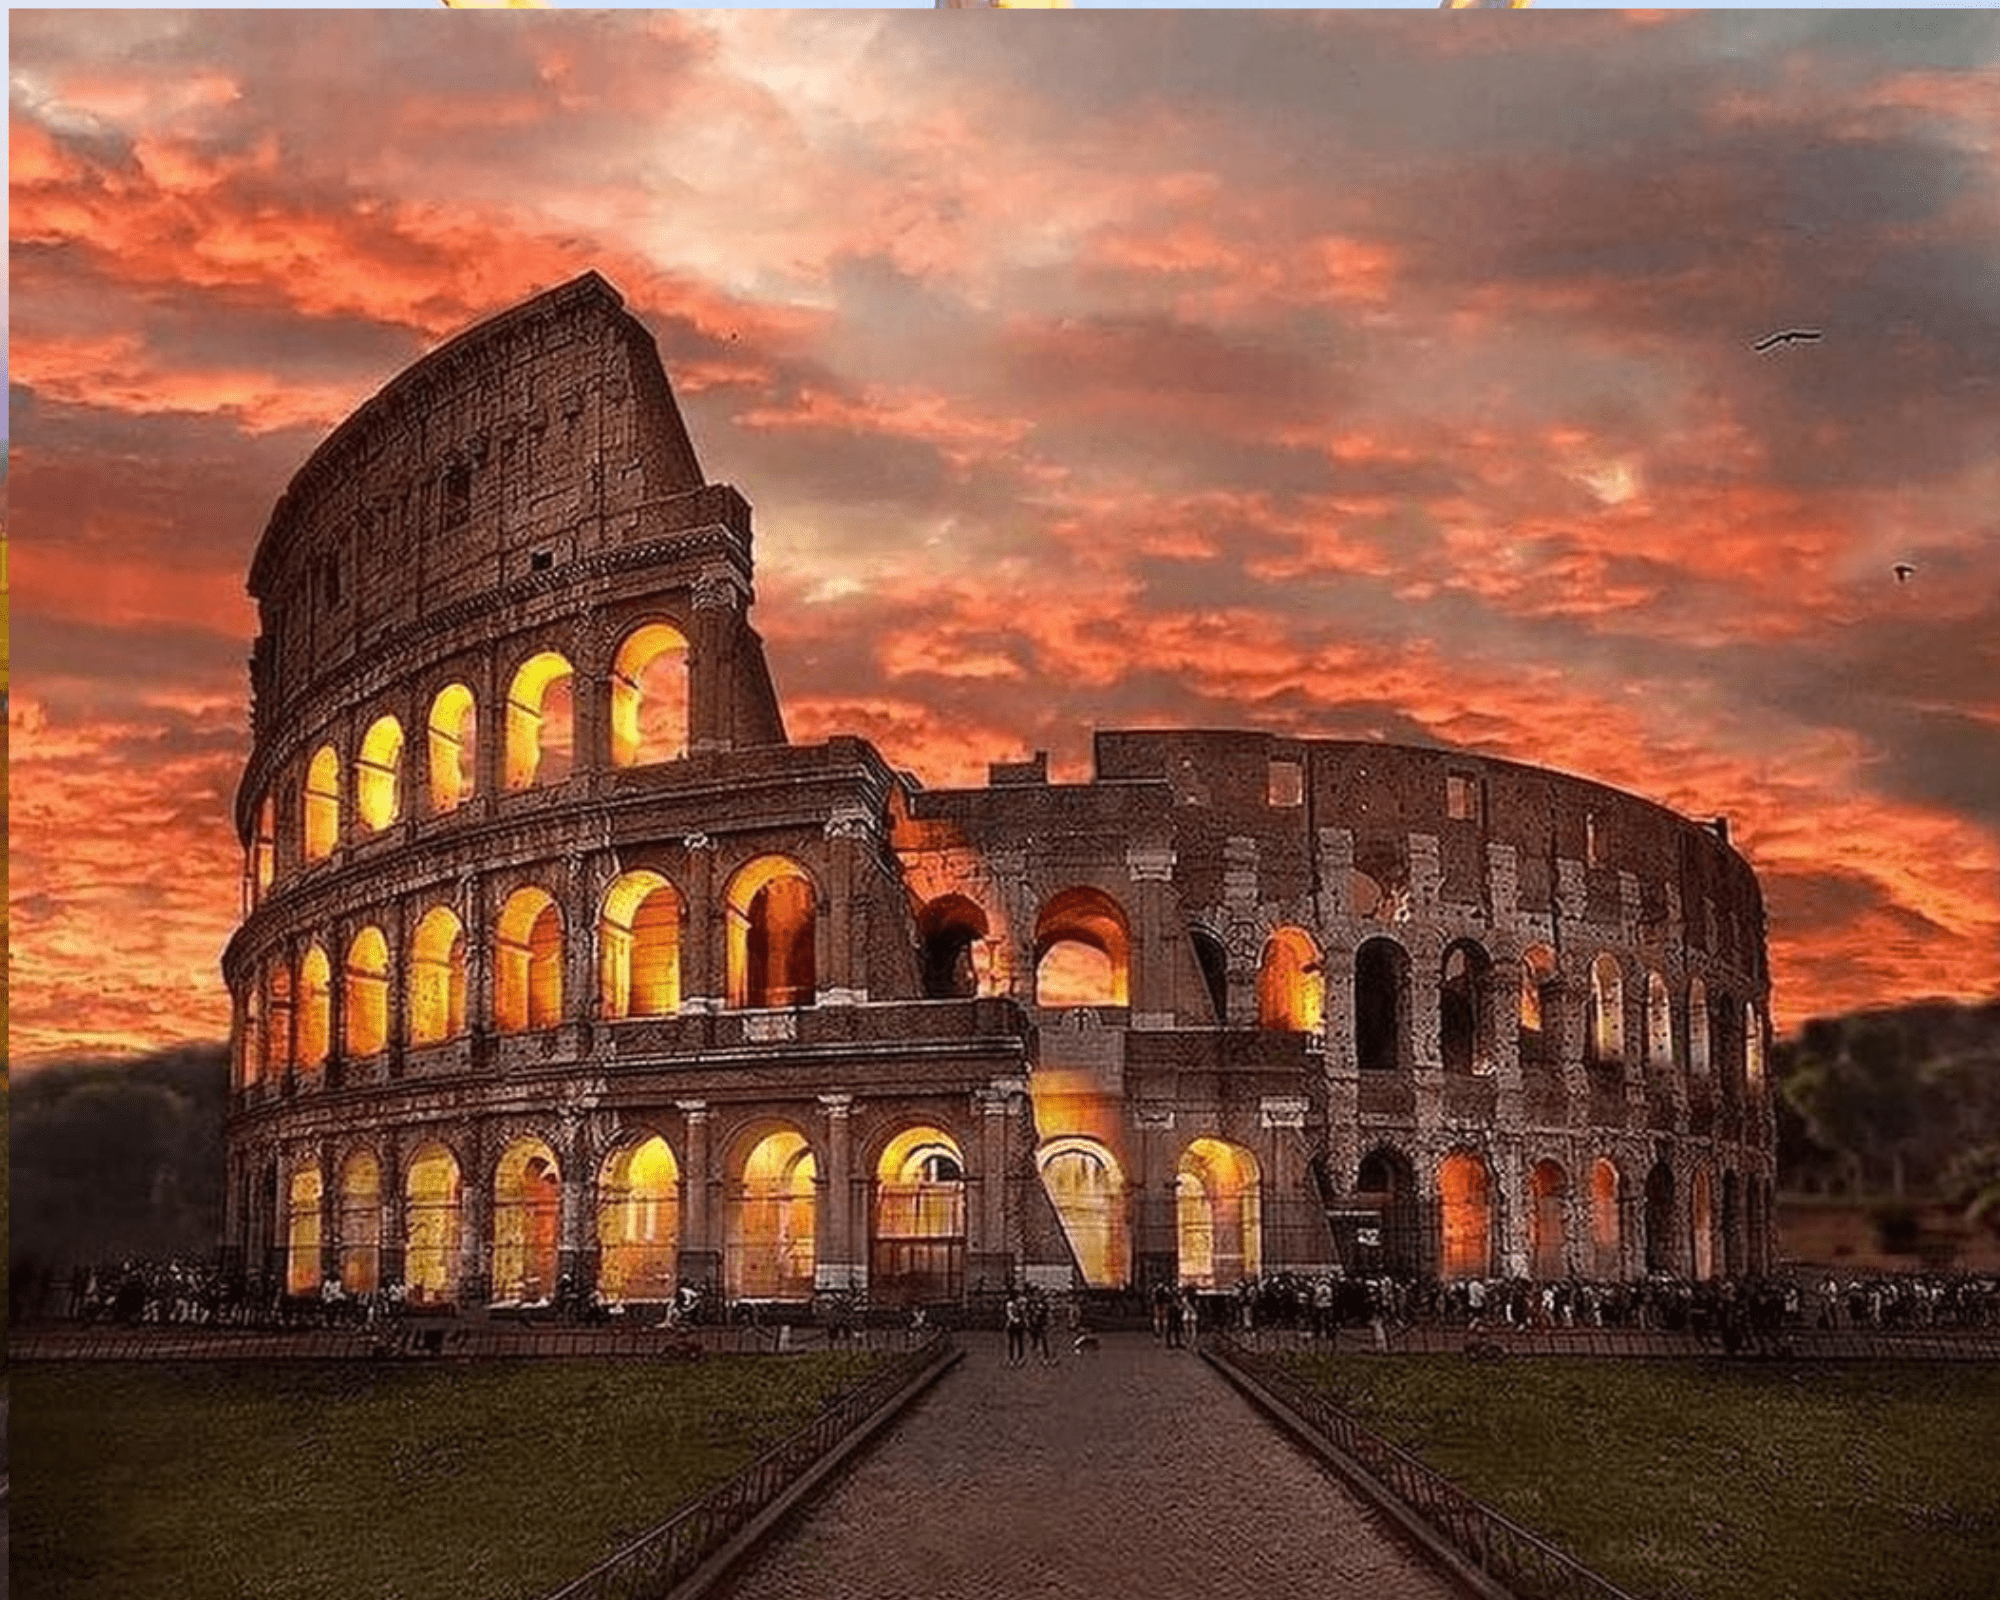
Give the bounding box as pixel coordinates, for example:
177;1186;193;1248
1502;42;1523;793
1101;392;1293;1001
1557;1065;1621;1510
540;1332;956;1600
1210;1337;1641;1600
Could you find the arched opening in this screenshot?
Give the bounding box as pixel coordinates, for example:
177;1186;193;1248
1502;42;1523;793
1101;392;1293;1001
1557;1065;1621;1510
404;1143;462;1306
1177;1139;1262;1288
1646;972;1673;1074
408;906;467;1046
1689;977;1711;1076
919;895;990;1000
492;1139;561;1305
297;944;331;1071
871;1127;966;1304
345;926;390;1057
729;1129;817;1300
597;1136;681;1303
1038;1138;1129;1289
252;796;276;905
286;1167;324;1296
610;621;690;768
356;715;405;832
339;1152;382;1295
239;981;264;1089
1439;1151;1493;1280
1257;928;1324;1033
1440;940;1493;1075
1353;1148;1420;1277
495;886;564;1032
1034;888;1130;1007
1590;1159;1621;1279
1354;937;1410;1071
504;651;575;791
304;744;340;861
1588;954;1624;1067
600;871;683;1020
1691;1168;1715;1281
1189;925;1229;1023
264;962;294;1079
1644;1161;1676;1274
1529;1159;1568;1281
1519;943;1561;1067
427;683;477;815
726;857;817;1008
1745;1004;1765;1088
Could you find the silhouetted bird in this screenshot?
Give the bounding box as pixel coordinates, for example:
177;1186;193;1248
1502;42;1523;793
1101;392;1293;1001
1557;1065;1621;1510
1753;329;1823;351
1894;563;1916;583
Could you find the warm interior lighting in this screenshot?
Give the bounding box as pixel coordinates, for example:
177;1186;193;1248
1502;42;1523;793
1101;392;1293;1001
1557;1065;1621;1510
505;651;574;790
1256;927;1324;1032
1033;887;1130;1007
732;1130;817;1299
873;1127;966;1303
297;944;331;1070
408;906;467;1046
1038;1138;1128;1288
1177;1138;1261;1288
1689;977;1711;1075
1647;972;1674;1070
341;1152;382;1294
345;926;390;1056
495;886;564;1032
428;684;477;814
1440;1151;1492;1280
287;1167;324;1295
600;871;682;1019
598;1136;680;1302
1529;1158;1568;1280
1691;1168;1715;1280
404;1143;461;1305
1745;1003;1765;1085
492;1139;561;1304
610;622;690;768
1591;1158;1621;1278
1589;954;1624;1064
726;857;816;1008
264;962;294;1077
304;744;340;860
356;715;404;831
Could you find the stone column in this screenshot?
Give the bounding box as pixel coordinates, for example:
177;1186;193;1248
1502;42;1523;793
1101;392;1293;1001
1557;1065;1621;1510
1259;1097;1314;1273
681;835;720;1010
1222;836;1260;1027
1126;843;1177;1026
818;1094;857;1290
970;1088;1012;1286
463;873;493;1046
676;1101;720;1291
458;1128;490;1306
1135;1106;1178;1286
688;567;746;754
821;810;875;1005
558;1116;589;1292
380;1145;407;1292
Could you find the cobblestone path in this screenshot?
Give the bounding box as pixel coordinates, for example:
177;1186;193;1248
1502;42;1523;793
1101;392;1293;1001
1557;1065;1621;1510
717;1332;1459;1600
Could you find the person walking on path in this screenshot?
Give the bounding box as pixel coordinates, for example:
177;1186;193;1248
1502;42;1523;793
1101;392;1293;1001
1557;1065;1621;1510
1004;1291;1027;1367
1027;1290;1057;1366
1165;1289;1185;1349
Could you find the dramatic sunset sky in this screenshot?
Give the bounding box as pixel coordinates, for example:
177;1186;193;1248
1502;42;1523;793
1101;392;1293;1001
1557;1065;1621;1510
8;8;1999;1066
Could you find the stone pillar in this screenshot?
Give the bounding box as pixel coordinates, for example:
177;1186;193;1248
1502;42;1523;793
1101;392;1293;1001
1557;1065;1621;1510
458;1129;490;1306
1134;1106;1178;1286
969;1088;1013;1288
1222;836;1260;1027
558;1118;589;1292
1495;1141;1529;1279
688;567;746;754
681;835;720;1010
821;810;875;1005
1126;843;1177;1026
463;873;493;1045
380;1145;407;1291
817;1094;858;1290
1259;1097;1316;1272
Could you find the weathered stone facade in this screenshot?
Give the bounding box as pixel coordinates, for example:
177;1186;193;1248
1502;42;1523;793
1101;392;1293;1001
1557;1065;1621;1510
224;272;1775;1308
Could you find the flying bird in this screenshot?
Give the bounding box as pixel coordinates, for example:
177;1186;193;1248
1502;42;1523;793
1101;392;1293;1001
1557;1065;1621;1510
1753;329;1823;352
1894;563;1916;584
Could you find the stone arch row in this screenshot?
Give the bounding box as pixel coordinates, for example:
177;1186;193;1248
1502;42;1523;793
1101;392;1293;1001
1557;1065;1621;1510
237;853;817;1081
1348;1143;1773;1282
245;619;693;904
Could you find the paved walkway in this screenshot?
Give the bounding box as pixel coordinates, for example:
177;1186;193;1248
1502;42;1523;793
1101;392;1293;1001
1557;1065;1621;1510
717;1332;1458;1600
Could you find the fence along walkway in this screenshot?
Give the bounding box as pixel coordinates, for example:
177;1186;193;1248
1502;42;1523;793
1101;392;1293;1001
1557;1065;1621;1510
713;1330;1461;1600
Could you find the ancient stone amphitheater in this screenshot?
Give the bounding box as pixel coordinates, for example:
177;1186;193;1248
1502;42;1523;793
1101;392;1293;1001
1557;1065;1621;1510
223;272;1775;1309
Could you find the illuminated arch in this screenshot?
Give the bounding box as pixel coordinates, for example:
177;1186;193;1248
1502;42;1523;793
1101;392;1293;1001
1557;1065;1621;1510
1591;1158;1622;1278
495;886;564;1032
1439;1151;1493;1280
345;926;390;1057
1588;954;1624;1065
504;651;575;791
297;944;331;1071
287;1167;324;1296
428;684;477;814
1034;887;1130;1007
1354;937;1410;1071
1519;944;1560;1065
238;980;264;1089
264;961;294;1078
404;1143;462;1306
1528;1159;1568;1281
1745;1003;1765;1087
1441;939;1494;1075
1688;977;1711;1076
729;1128;818;1300
597;1135;680;1302
1257;928;1324;1033
492;1139;561;1304
1646;971;1673;1072
356;715;405;831
726;856;817;1009
599;871;682;1020
872;1127;967;1304
304;744;341;861
408;906;467;1046
1177;1138;1262;1288
1037;1137;1129;1289
339;1151;382;1295
610;621;690;768
252;796;276;906
919;895;992;1000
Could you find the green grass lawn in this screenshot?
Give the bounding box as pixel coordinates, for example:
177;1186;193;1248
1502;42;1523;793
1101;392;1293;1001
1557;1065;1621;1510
15;1353;885;1600
1281;1354;2000;1600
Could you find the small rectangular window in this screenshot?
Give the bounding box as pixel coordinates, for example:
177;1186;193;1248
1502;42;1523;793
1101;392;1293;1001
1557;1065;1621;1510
1586;812;1603;866
1446;773;1480;823
530;549;554;573
1268;759;1303;808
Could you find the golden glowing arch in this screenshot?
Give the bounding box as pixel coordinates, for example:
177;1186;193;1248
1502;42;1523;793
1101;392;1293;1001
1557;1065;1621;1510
598;1135;680;1302
408;906;467;1046
1034;887;1130;1007
297;944;331;1070
304;744;340;860
493;1138;561;1304
428;683;477;814
610;621;690;768
345;926;390;1057
495;886;564;1032
287;1167;324;1295
1037;1137;1128;1289
600;870;682;1019
730;1128;818;1300
505;651;574;790
340;1152;383;1294
1256;927;1324;1032
404;1143;462;1305
726;856;817;1009
1177;1138;1262;1288
1439;1150;1493;1280
356;715;404;831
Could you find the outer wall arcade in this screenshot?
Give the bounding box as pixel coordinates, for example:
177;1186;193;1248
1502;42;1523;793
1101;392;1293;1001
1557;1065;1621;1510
224;274;1776;1308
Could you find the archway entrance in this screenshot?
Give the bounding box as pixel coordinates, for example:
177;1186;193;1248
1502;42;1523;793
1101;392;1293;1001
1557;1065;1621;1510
871;1128;966;1305
729;1130;817;1300
1038;1139;1129;1288
1176;1139;1262;1288
1529;1160;1568;1281
597;1136;680;1304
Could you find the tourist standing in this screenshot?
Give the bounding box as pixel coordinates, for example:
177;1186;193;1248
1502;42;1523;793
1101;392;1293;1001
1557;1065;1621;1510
1004;1291;1027;1366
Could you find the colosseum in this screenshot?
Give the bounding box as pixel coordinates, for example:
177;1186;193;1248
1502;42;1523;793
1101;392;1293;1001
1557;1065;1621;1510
222;271;1776;1312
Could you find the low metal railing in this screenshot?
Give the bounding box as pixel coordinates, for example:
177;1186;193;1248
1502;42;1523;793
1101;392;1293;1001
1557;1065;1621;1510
1211;1337;1641;1600
540;1332;955;1600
